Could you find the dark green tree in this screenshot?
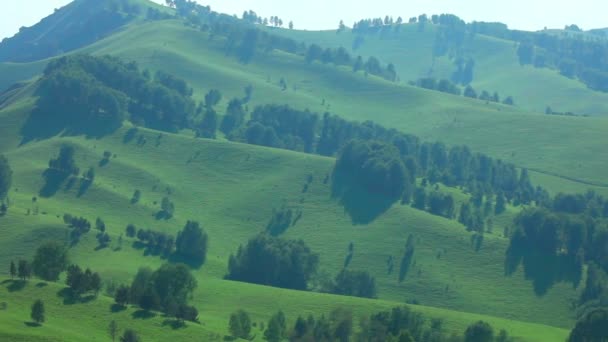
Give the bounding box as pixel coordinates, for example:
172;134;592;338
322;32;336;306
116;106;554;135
265;311;286;342
229;309;252;339
109;320;118;342
115;285;130;307
204;89;222;108
120;329;141;342
10;260;16;279
18;260;31;281
31;299;45;325
464;321;494;342
198;108;218;139
568;308;608;342
175;221;208;265
32;241;69;281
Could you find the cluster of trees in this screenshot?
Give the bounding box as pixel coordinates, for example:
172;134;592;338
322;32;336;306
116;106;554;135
226;104;543;209
63;214;92;243
258;304;512;342
127;220;208;264
9;260;32;281
330;269;377;298
333;140;412;203
506;190;608;300
66;264;102;297
568;308;608;342
116;263;198;323
289;308;354;342
411;78;515;105
413;77;462;95
134;227;175;257
9;242;69;283
227;233;319;290
266;206;300;236
516;33;608;91
457;16;608;92
229;105;319;152
305;44;398;81
241;10;288;28
36;55;197;133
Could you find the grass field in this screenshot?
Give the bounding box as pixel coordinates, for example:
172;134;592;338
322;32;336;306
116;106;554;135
0;278;570;342
1;2;606;340
0;95;581;331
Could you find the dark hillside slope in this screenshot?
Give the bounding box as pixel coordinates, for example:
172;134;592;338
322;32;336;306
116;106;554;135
0;0;164;63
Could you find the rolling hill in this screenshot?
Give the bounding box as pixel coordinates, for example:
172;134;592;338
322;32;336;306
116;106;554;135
0;0;606;341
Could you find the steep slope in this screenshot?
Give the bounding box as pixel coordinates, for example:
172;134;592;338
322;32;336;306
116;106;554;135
0;0;165;63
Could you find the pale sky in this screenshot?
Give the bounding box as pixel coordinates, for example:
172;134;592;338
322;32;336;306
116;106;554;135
1;0;607;40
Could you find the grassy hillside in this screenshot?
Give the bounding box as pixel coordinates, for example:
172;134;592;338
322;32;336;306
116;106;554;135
0;278;570;341
0;94;582;331
274;23;608;116
0;3;606;340
2;19;607;196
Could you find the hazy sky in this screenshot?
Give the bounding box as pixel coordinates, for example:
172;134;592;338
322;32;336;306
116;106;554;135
1;0;606;40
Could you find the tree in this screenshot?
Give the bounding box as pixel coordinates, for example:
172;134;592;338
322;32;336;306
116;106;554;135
495;192;507;215
204;89;222;108
464;321;494;342
464;85;477;99
126;224;136;237
18;260;31;280
32;241;69;281
96;217;106;232
120;329;141;342
503;96;515;106
114;285;130;307
10;260;16;279
109;320;118;342
265;311;286;342
31;299;45;325
289;21;294;30
227;234;319;290
198;108;218;139
160;197;174;218
332;269;377;298
568;308;608;342
175;221;208;264
0;155;12;201
229;309;252;339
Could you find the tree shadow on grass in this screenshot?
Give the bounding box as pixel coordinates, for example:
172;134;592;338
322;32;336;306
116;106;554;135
35;282;48;288
24;322;42;328
77;179;92;197
20;106;119;146
39;169;70;198
505;244;582;296
57;287;96;305
6;280;27;292
162;319;186;330
331;175;394;225
111;304;127;313
132;309;156;319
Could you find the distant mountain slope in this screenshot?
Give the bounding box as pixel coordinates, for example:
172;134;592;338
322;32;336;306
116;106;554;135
0;0;164;63
274;24;608;116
